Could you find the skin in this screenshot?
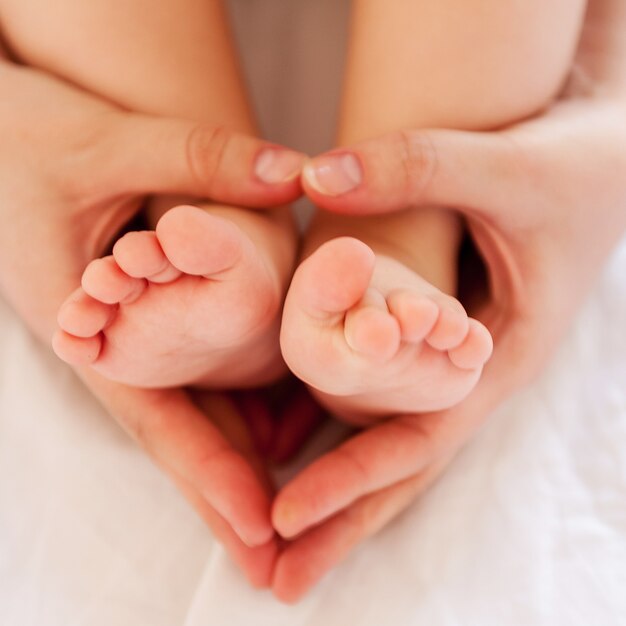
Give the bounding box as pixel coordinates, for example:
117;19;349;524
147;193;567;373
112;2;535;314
270;0;626;601
1;0;625;604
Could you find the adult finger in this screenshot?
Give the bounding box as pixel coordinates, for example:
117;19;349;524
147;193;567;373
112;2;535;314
272;460;449;603
272;368;502;539
173;474;278;589
97;112;306;207
173;395;279;587
81;370;275;547
301;128;523;217
272;415;437;539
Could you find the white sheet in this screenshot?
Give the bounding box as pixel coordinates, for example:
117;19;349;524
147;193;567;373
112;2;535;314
1;1;625;623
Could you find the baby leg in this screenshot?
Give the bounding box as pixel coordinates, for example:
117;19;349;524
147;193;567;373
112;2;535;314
282;0;586;422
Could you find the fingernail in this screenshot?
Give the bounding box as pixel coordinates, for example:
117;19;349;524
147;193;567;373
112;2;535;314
303;153;363;196
233;525;273;548
273;501;299;538
254;148;305;184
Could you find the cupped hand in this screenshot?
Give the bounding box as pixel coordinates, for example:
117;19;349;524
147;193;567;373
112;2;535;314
0;57;306;586
270;80;626;604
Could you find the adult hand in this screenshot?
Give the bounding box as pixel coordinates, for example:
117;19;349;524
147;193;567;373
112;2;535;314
270;0;626;598
0;58;305;586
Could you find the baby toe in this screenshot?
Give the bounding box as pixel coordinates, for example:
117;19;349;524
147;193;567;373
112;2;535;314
113;231;181;283
448;318;493;370
82;256;146;305
52;330;102;366
425;297;469;351
387;290;439;343
58;288;116;338
344;301;401;361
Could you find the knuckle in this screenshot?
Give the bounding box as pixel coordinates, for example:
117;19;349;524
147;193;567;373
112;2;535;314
184;124;232;197
395;129;439;204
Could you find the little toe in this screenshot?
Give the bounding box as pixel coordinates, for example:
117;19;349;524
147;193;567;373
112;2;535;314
156;205;243;277
52;330;102;366
448;319;493;370
58;288;116;338
113;231;181;283
344;289;401;361
387;291;439;343
82;257;147;305
425;298;470;351
291;237;376;321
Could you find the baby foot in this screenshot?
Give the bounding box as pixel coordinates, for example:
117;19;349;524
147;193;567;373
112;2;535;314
280;237;493;424
53;205;287;388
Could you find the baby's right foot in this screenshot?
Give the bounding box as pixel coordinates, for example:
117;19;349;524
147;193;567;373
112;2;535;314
280;237;492;425
53;205;292;388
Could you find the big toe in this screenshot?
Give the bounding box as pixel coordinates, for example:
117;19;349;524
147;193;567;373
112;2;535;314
156;205;244;277
290;237;376;320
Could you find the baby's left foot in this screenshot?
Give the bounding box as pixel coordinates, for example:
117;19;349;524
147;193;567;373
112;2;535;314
280;237;492;424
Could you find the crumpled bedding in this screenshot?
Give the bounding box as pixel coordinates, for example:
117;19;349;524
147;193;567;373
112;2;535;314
1;0;625;623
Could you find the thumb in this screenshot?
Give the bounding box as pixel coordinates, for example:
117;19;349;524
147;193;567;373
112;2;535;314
302;129;521;218
99;112;306;208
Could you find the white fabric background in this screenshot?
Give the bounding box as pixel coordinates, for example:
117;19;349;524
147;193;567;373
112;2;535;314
1;1;625;623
